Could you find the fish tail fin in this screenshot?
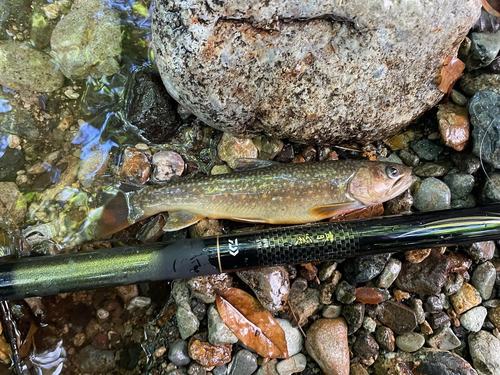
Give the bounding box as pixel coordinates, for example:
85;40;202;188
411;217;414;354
94;191;135;238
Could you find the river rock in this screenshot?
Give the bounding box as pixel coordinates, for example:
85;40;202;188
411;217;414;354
413;177;451;211
207;305;238;346
396;332;425;352
0;40;64;92
377;301;418;335
0;182;26;225
395;249;451;296
469;90;500;168
276;353;307;375
50;0;121;79
467;31;500;70
237;267;289;313
460;73;500;96
460;306;488;332
151;0;481;144
471;261;496;300
469;330;500;375
437;103;470;151
342;254;391;284
305;318;349;375
276;319;303;357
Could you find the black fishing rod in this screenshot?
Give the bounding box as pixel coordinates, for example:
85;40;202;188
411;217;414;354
0;204;500;300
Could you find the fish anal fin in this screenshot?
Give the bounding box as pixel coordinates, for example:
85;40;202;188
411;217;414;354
233;158;279;171
164;211;203;231
309;202;362;219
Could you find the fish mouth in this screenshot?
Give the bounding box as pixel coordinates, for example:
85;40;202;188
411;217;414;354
390;173;415;198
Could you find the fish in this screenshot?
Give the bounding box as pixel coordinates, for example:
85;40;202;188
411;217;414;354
95;159;414;237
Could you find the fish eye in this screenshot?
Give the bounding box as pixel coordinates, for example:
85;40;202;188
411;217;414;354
386;166;400;178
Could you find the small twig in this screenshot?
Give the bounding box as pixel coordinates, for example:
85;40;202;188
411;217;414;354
0;300;23;374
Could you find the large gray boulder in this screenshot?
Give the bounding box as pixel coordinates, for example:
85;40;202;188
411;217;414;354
152;0;481;144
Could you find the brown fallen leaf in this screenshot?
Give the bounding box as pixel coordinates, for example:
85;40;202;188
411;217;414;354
216;288;289;359
483;0;500;17
437;55;465;95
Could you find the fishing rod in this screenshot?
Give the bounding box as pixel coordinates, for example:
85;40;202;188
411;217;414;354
0;204;500;300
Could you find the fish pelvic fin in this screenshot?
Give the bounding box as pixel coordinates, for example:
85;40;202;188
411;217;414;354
309;202;363;220
94;191;135;238
163;211;203;232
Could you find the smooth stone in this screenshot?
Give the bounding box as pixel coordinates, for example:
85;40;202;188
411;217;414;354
460;306;488;332
467;31;500;70
75;345;115;373
305;318;349;375
350;363;369;375
373;348;477;375
276;319;303;357
443;173;475;199
188;362;206;375
353;331;379;363
335;280;356;304
469;330;500;375
410;299;426;324
207;305;238;346
424;294;445;314
450;89;468;106
411;139;444;161
487;304;500;329
228;349;257;375
451;194;476;209
413;162;451;177
437;102;469;151
0;40;64;92
0;182;26;225
462;241;496;263
188;274;233;304
217;133;259;169
342;254;391;284
469;91;500;169
460;73;500;96
288;287;322;326
255;359;278;375
275;353;307;375
363;317;378;333
471;261;496;300
451;153;481;174
377;300;418;335
429;312;451;330
384;188;414;214
405;249;432;264
320;270;342;304
376;258;402;289
212;365;228;375
450;283;482;314
413;177;451;211
427;327;461;350
237;267;290;313
50;0;121;79
396;332;425;352
399;149;420;168
168;339;191;367
375;326;395;352
322;304;343;319
342;303;365;335
152;0;481;144
395;249;451;296
482;172;500;203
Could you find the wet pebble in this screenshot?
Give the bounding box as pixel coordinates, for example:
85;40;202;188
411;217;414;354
488;304;500;329
450;89;468;106
353;331;379;364
126;68;181;143
120;148;151;184
471;261;496;300
255;359;278;375
322;303;343;319
413;162;450;177
217;133;258;169
384;189;413;214
460;306;488;332
375;326;395;352
395;332;425;352
207;305;238;346
0;182;26;224
451;153;481;174
305;318;349;375
395;249;450;296
462;241;496;263
413;177;451;211
0;40;64;92
437;102;470;151
443;173;475;199
363;317;377;333
450;283;482;314
410;299;426;324
398;149;420;168
466;31;500;70
350;363;369;375
288;285;321;326
429;311;451;330
427;327;461;350
342;302;365;335
404;249;432;264
355;287;385;305
424;294;445;314
168;339;191;367
75;345;115;373
172;281;200;340
188;362;206;375
469;330;500;375
276;353;307;375
236;267;289;313
0;147;25;182
276;319;303;357
188;339;232;368
376;258;402;288
152;151;184;181
188;274;232;304
50;0;121;79
318;262;337;281
377;301;418;335
227;349;257;375
443;272;465;296
77;142;111;188
411;139;443;161
451;194;476;209
212;365;228;375
342;254;391;284
127;296;151;310
482;172;500;203
335;280;356;304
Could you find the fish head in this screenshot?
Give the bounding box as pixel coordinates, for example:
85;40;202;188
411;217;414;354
348;162;414;205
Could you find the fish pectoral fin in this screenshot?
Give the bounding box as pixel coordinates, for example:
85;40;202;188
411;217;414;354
163;211;203;232
233;158;280;171
309;202;363;219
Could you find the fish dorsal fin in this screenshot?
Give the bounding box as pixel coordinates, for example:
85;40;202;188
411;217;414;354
233;158;280;171
309;202;363;219
164;211;203;232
